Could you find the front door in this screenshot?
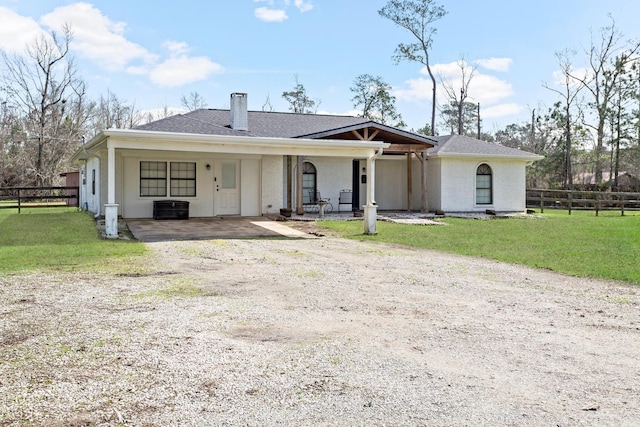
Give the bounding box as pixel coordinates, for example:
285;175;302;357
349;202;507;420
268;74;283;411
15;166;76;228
215;160;240;215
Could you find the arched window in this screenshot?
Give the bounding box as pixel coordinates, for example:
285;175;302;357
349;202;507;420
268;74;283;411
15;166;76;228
302;161;317;204
476;163;492;205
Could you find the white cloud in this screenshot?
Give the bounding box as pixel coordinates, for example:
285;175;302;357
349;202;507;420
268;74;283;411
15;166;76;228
394;77;433;103
40;2;156;71
254;0;311;21
150;56;223;87
294;0;314;13
431;61;471;79
163;40;190;56
255;7;288;22
316;109;360;117
481;103;524;119
0;7;48;54
468;74;514;105
551;66;588;87
149;41;223;87
32;3;222;87
398;62;514;107
475;57;512;72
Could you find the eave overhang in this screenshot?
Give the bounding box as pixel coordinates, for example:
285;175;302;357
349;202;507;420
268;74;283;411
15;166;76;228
71;129;390;164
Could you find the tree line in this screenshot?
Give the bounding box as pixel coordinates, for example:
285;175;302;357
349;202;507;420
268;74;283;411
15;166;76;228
2;1;640;192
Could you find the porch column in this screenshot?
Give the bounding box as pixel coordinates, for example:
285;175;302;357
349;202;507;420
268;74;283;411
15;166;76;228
407;151;413;212
364;149;383;235
104;141;119;238
417;150;429;213
295;155;304;215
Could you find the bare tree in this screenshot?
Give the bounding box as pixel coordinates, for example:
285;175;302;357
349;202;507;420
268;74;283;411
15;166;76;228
350;74;405;126
262;94;274;112
2;25;87;186
543;49;584;189
379;0;447;136
0;99;27;186
568;17;640;185
87;90;140;135
439;56;476;135
140;101;181;125
180;91;207;111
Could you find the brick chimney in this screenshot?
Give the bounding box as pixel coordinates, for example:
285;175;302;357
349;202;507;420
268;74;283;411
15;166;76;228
230;92;248;131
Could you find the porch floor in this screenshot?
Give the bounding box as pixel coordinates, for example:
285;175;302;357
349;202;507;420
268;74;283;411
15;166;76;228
125;217;313;242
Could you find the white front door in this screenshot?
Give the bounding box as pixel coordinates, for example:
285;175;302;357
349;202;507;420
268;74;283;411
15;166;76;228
215;160;240;215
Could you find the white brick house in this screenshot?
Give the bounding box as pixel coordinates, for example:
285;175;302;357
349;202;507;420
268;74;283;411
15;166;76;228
71;93;541;237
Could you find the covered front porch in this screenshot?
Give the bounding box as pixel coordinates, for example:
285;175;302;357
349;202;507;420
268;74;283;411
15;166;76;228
72;129;389;238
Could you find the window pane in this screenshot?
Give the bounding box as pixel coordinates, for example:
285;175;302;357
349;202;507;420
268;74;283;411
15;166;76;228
475;164;492;204
170;162;196;197
221;163;236;189
140;162;167;197
476;175;491;189
476;189;491;204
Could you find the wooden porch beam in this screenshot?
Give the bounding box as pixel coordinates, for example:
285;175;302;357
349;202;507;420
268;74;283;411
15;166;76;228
407;151;413;212
351;127;380;141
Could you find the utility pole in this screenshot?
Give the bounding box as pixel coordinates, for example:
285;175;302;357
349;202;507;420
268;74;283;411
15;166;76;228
457;88;464;135
477;103;481;139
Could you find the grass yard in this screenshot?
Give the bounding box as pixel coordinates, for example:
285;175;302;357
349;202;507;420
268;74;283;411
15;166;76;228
0;207;148;274
321;210;640;285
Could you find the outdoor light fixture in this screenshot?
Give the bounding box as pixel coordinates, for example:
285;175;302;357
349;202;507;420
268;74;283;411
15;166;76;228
206;164;211;170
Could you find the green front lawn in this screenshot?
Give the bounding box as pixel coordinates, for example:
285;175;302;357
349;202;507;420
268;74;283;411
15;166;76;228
321;210;640;285
0;207;148;273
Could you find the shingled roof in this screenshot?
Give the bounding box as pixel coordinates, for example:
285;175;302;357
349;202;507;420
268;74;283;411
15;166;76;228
134;109;434;149
136;109;369;137
427;135;542;160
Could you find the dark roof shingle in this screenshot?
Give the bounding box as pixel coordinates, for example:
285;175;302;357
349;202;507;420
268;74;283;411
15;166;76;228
135;109;371;138
427;135;541;158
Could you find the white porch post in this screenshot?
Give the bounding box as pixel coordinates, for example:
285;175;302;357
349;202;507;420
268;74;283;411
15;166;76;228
363;149;382;235
104;141;119;238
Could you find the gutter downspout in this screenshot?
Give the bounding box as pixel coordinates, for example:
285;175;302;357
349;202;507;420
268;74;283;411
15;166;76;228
363;148;383;235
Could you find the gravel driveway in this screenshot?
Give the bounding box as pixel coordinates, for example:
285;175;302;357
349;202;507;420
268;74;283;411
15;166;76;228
1;227;639;426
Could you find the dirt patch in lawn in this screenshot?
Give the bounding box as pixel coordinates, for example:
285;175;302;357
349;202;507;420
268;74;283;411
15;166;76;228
1;232;639;426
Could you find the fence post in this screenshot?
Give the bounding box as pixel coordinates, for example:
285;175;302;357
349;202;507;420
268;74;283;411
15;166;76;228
17;188;21;213
620;193;625;216
595;191;599;217
540;190;544;213
568;190;572;215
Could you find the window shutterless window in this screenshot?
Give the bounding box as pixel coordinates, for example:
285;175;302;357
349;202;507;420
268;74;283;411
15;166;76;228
302;161;317;204
170;162;196;197
476;163;492;205
140;161;167;197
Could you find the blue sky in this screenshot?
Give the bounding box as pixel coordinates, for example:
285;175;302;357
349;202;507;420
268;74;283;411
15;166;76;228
1;0;639;134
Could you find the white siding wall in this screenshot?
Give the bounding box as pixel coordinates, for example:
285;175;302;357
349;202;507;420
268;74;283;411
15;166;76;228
438;157;528;212
375;157;407;210
375;156;424;211
121;152;217;218
316;157;352;204
293;157;352;207
241;158;261;216
427;157;442;211
261;155;283;215
84;155;102;215
493;160;527;212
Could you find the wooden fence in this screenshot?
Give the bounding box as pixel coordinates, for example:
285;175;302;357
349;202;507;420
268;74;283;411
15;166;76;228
526;188;640;216
0;186;79;213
